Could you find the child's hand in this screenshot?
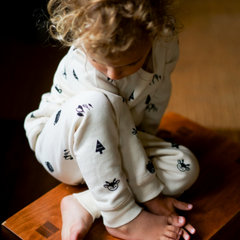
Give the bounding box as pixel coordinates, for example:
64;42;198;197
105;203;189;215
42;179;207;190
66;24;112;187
142;193;195;240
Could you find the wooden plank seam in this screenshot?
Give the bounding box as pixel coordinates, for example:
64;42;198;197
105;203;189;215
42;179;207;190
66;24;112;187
35;221;59;238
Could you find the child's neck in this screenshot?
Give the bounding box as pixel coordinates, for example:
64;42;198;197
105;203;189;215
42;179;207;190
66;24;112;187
142;48;153;73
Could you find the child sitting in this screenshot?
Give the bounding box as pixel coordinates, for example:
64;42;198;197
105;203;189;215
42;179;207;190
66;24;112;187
24;0;200;239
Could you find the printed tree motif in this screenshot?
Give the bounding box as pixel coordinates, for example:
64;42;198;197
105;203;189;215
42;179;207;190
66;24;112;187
63;149;74;160
96;140;106;154
62;69;67;79
146;103;158;112
128;90;135;101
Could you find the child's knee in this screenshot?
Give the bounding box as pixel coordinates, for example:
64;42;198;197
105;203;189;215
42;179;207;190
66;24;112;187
67;91;115;121
155;146;200;196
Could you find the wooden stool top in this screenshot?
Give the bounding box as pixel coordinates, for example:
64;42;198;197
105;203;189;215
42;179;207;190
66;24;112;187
2;113;240;239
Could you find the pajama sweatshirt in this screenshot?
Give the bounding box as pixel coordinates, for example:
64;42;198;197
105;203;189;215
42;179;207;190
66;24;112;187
24;35;199;227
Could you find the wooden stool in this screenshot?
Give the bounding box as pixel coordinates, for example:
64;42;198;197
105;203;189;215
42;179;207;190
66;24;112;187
2;113;240;239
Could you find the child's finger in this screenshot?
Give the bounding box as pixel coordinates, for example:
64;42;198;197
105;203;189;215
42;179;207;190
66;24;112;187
172;199;193;211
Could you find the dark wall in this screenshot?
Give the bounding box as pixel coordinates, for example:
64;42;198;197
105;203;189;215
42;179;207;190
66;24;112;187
0;2;65;239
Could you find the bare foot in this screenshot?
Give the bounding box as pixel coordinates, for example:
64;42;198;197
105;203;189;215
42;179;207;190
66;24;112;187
106;210;185;240
142;194;196;238
61;195;93;240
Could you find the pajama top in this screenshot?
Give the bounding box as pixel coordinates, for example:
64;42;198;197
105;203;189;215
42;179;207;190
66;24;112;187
24;35;179;227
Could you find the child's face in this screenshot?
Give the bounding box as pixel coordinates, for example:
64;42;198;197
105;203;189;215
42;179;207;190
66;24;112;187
86;37;152;80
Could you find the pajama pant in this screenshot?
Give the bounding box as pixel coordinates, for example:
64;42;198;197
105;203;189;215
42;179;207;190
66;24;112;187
35;91;199;227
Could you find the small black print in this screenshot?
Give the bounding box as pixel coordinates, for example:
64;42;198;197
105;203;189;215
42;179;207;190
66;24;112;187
55;84;62;94
54;110;61;125
146;160;155;173
107;77;113;83
31;113;36;118
132;128;138;137
76;104;93;117
128;90;135;101
177;159;190;172
96;140;105;154
145;95;151;105
63;149;74;160
104;178;120;191
62;69;67;79
73;69;79;80
172;143;180;149
45;161;54;172
146;103;158;112
149;74;161;85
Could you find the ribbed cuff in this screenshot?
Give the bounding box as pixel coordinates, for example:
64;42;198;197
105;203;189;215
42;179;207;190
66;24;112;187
101;195;142;228
131;175;164;203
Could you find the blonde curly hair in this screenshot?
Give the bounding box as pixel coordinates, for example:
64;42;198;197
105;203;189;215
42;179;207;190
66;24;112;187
47;0;179;58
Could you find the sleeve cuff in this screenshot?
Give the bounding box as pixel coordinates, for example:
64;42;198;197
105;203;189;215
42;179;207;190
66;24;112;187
101;195;143;228
131;175;165;203
73;191;101;222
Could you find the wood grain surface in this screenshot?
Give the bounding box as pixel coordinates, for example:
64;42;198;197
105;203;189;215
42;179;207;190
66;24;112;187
2;112;240;240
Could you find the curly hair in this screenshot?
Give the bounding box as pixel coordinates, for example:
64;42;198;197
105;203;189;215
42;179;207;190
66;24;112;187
47;0;179;57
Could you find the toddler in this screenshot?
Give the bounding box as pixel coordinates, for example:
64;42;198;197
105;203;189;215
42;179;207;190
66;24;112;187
24;0;200;239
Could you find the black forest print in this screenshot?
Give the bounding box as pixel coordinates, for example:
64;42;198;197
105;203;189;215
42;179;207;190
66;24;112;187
62;69;67;79
104;178;120;191
146;103;158;112
45;161;54;172
107;77;113;83
132;128;138;137
54;110;61;125
76;104;93;117
63;149;74;160
55;84;62;94
149;74;161;85
96;140;106;154
177;159;190;172
73;69;79;80
145;95;151;105
146;160;155;173
128;90;135;101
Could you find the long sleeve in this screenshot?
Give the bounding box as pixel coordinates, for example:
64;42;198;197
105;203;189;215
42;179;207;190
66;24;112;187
138;36;179;135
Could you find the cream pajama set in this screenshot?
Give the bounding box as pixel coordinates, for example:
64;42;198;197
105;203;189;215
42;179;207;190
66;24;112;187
24;36;199;228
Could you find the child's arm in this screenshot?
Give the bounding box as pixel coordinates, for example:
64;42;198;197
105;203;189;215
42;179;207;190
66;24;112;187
139;36;179;135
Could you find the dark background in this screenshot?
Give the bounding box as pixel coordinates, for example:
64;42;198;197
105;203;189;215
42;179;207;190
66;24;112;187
0;1;67;239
